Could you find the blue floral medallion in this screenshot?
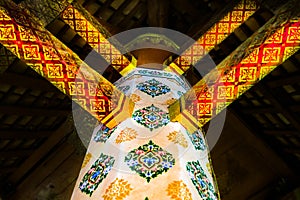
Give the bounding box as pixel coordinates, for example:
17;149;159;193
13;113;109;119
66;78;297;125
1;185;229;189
125;140;175;182
187;130;206;151
136;78;171;98
186;160;217;200
79;153;115;196
132;104;170;131
93;125;116;143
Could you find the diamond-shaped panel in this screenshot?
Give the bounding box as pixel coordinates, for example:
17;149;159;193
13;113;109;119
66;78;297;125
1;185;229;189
125;140;175;182
136;79;171;98
79;153;115;196
186;160;218;200
132;104;170;131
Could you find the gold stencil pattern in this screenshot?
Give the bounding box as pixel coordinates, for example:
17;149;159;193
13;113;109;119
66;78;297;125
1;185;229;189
115;128;138;144
102;178;133;200
167;131;188;148
165;0;258;74
166;180;192;200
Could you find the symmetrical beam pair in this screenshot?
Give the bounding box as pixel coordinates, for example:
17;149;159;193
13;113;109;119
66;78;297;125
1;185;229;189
0;0;300;199
0;0;262;131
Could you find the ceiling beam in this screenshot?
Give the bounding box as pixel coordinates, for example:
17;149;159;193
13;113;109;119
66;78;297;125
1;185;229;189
257;0;291;13
0;2;135;130
0;167;17;173
19;0;70;27
187;0;240;38
7;118;74;184
257;84;300;133
264;130;299;136
165;0;259;75
0;45;15;75
169;1;300;132
147;0;169;27
241;105;300;114
267;73;300;88
242;106;279;114
284;148;300;154
219;109;295;177
0;150;33;158
117;1;146;29
0;130;52;139
0;72;58;92
0;105;70;117
10;143;76;199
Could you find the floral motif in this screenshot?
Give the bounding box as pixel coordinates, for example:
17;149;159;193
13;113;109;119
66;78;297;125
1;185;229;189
130;93;141;102
125;140;175;182
186;160;218;200
187;130;206;151
115;128;137;144
167;131;188;148
132;104;170;131
136;78;171;97
94;125;116;143
166;180;192;200
102;178;132;200
79;153;115;196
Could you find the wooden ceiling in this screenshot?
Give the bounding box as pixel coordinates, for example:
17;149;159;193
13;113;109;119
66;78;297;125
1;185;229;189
1;0;300;199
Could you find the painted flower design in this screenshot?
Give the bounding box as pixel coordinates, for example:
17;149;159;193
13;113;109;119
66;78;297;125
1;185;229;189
102;178;132;200
125;140;175;182
166;180;192;200
136;78;171;97
187;130;206;151
115;127;137;144
79;153;115;196
130;93;141;102
93;125;116;143
186;160;218;200
132;104;170;131
167;131;188;148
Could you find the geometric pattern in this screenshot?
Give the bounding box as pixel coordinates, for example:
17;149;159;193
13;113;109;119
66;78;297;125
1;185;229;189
102;178;133;200
0;1;219;199
189;18;300;127
170;12;300;128
125;140;175;182
167;131;188;148
166;0;259;74
166;180;192;200
61;5;135;75
79;153;115;196
0;2;130;127
115;127;137;144
136;79;171;98
187;130;206;151
94;125;116;143
19;0;69;27
132;104;170;131
186;160;218;200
